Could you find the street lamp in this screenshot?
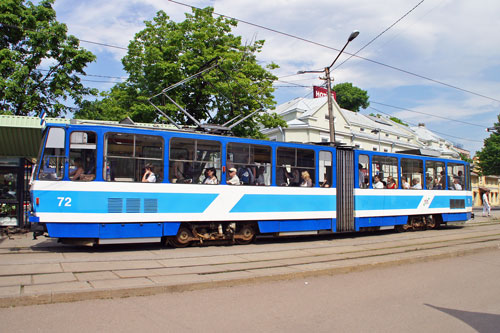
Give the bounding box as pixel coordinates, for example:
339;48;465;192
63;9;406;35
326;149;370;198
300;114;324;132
297;30;359;144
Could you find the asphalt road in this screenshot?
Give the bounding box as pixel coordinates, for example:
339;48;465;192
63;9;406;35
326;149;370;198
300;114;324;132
1;248;499;332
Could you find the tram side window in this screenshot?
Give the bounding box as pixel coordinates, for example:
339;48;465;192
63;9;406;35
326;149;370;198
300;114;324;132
276;148;315;187
425;160;445;190
104;133;164;182
38;127;65;180
169;138;221;184
69;132;96;181
227;143;271;186
447;163;465;190
401;158;423;189
319;151;332;188
358;154;369;188
371;156;398;189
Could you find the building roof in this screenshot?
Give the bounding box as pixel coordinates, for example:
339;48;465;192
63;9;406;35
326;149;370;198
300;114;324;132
410;125;444;143
272;97;327;116
266;96;466;158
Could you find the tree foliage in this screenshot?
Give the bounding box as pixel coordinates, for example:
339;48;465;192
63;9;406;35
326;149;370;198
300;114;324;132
389;116;408;126
0;0;97;116
476;115;500;175
459;152;473;164
76;7;285;138
333;82;369;112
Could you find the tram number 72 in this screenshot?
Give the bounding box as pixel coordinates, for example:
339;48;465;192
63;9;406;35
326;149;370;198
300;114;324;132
57;197;72;207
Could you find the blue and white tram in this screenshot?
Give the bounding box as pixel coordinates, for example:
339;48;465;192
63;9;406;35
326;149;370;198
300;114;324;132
29;121;472;246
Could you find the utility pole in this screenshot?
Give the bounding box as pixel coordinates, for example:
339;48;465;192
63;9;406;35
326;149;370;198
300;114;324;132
298;30;359;145
325;66;336;143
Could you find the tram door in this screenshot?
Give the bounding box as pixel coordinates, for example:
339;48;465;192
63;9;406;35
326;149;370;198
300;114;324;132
336;148;354;232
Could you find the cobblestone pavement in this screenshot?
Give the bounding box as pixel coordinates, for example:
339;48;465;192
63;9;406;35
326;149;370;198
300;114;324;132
0;210;498;307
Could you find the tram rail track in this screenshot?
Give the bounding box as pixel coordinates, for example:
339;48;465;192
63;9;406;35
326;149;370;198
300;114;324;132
0;221;499;307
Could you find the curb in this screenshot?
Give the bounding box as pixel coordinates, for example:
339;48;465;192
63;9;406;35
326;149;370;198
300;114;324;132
1;242;498;308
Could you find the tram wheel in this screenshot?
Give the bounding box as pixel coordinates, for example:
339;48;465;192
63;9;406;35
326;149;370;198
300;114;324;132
426;216;436;229
395;224;409;233
170;227;193;248
235;224;256;245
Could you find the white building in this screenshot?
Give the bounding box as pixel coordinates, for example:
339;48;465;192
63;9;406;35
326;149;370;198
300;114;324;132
262;96;463;158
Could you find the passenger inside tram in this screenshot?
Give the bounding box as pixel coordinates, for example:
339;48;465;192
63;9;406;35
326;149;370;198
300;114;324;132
411;178;422;189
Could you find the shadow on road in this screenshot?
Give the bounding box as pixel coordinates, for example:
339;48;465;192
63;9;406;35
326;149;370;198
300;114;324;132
425;303;500;332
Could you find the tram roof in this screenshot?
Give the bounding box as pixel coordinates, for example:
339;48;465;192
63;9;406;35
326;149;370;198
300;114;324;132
0;115;468;164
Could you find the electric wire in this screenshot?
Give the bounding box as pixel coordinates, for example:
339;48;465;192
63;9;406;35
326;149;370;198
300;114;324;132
4;8;500;104
367;106;484;143
167;0;500;104
334;0;425;69
370;101;487;128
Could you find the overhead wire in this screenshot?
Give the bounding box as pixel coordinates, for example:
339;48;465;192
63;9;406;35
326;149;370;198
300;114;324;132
334;0;425;69
370;101;487;128
167;0;500;104
37;68;128;81
367;106;484;143
4;6;500;103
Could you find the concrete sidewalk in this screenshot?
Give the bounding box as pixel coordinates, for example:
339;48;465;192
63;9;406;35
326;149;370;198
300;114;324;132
0;211;499;308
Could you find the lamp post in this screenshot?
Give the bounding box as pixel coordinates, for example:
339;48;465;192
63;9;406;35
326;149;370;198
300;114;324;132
298;30;359;144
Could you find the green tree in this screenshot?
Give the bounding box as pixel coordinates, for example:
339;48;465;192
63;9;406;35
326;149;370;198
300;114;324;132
459;152;473;164
0;0;97;116
333;82;369;112
389;116;408;126
76;7;285;138
476;115;500;175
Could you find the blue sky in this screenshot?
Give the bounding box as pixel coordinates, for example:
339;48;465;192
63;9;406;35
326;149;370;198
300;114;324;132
51;0;500;155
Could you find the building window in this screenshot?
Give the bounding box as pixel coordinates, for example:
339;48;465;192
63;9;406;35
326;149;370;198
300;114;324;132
385;133;389;137
360;128;365;132
383;149;388;152
373;147;378;151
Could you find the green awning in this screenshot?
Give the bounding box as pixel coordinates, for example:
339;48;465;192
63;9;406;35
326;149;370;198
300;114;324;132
0;115;69;158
